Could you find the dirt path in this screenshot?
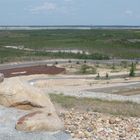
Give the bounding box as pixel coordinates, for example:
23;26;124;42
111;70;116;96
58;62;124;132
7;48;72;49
25;75;140;104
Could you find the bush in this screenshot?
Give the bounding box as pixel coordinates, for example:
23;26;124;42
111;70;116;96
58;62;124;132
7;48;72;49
68;60;72;63
76;61;80;64
80;64;89;74
106;73;109;79
79;65;97;74
120;61;128;68
96;73;100;79
129;62;136;77
91;67;97;74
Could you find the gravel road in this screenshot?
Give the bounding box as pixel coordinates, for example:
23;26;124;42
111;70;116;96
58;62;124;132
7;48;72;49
29;76;140;104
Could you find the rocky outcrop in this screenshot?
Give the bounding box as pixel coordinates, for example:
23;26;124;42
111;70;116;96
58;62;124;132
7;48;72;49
0;77;63;132
0;77;54;108
16;110;63;132
0;73;4;83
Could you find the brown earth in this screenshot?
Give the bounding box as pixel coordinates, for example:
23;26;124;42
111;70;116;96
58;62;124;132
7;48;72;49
0;65;65;77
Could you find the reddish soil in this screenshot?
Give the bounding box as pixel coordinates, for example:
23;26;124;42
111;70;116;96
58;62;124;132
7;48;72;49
17;111;42;125
0;65;65;78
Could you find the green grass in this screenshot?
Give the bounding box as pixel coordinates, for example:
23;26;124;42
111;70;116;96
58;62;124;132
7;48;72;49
50;94;140;117
0;29;140;62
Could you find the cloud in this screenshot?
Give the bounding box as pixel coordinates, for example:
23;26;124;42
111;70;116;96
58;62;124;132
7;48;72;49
30;2;56;13
125;10;133;16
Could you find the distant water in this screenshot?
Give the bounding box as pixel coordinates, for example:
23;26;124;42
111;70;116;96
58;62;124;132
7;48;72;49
0;26;140;30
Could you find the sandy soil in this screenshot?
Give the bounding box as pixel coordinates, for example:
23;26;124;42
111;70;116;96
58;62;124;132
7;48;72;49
14;73;140;104
1;62;140;103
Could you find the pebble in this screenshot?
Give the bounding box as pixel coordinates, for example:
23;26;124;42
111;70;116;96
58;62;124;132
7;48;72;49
61;110;140;140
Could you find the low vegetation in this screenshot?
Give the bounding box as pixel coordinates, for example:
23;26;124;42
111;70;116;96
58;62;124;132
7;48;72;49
129;62;136;77
0;29;140;63
50;94;140;117
79;64;97;74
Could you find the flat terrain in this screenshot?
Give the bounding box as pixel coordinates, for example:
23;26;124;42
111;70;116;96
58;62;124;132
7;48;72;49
0;29;140;63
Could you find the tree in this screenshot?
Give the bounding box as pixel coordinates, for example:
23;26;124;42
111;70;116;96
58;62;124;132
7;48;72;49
129;62;135;77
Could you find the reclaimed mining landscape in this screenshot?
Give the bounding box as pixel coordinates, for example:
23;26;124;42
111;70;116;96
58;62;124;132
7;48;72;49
0;28;140;140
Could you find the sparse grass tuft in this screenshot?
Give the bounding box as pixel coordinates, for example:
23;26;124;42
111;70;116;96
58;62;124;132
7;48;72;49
50;94;140;117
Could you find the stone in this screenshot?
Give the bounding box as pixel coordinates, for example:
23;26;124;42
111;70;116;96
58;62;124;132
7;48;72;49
0;105;70;140
126;126;134;132
0;77;54;109
16;110;64;132
109;118;116;124
0;77;64;132
61;111;140;140
86;127;93;132
0;73;4;83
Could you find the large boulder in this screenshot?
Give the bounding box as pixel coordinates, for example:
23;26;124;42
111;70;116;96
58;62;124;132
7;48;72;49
0;77;63;132
0;77;54;109
16;110;63;132
0;73;4;83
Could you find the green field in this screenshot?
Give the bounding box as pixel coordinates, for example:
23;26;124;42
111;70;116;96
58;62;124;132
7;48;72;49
0;29;140;62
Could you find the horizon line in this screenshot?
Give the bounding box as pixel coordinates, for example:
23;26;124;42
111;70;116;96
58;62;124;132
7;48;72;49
0;25;140;27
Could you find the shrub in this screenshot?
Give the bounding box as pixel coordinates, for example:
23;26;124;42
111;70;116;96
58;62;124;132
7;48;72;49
106;73;109;79
96;73;100;79
129;62;136;77
91;67;97;74
80;64;89;74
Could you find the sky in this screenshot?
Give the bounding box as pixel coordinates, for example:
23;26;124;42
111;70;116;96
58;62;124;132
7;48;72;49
0;0;140;26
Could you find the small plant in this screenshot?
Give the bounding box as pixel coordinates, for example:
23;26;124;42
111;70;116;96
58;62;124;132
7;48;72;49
96;73;100;79
121;61;128;68
68;60;72;63
91;67;97;74
76;61;80;64
79;65;97;74
129;62;135;77
84;60;87;63
95;62;100;68
106;73;109;79
55;61;58;65
80;64;88;74
112;63;116;69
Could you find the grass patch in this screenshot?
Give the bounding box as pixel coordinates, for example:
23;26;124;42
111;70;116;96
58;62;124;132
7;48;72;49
50;94;140;117
0;29;140;62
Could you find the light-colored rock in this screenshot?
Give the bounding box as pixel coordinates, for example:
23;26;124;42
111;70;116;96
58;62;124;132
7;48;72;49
109;118;116;124
16;110;64;132
0;77;64;132
0;105;70;140
0;73;4;83
0;77;54;110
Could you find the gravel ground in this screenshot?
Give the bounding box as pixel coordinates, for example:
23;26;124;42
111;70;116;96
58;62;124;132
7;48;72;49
61;110;140;140
0;105;71;140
